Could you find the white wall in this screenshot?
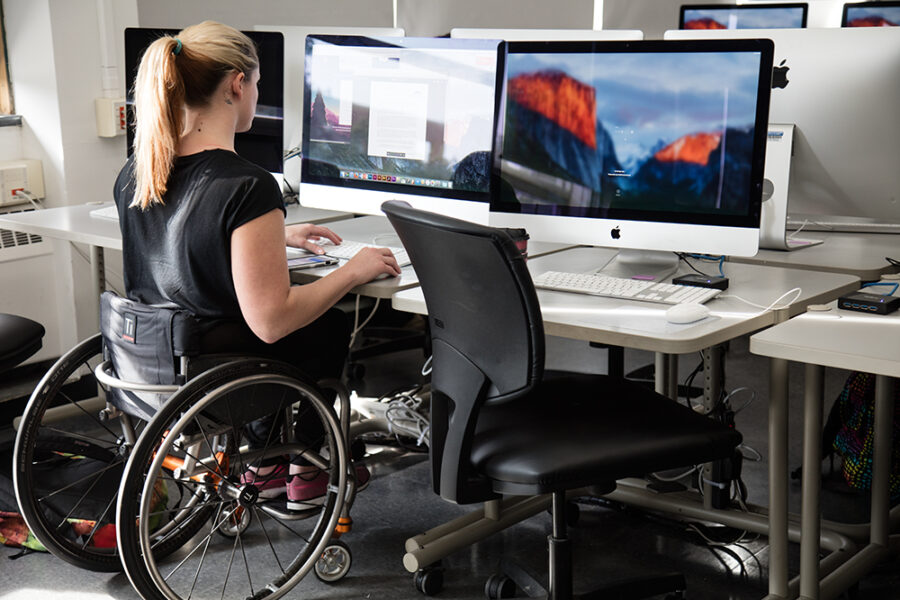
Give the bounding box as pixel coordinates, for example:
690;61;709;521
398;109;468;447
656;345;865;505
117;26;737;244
397;0;595;37
136;0;394;30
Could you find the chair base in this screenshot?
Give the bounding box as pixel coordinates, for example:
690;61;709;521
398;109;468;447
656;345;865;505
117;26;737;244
484;491;686;600
487;558;686;600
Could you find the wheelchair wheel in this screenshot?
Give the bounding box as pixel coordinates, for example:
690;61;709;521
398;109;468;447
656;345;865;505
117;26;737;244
13;334;214;572
117;358;348;600
13;334;129;571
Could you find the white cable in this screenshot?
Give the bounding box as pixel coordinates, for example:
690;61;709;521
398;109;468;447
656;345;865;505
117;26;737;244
13;190;42;211
718;287;802;316
786;219;808;240
723;386;756;414
652;465;700;482
421;355;433;376
348;296;380;349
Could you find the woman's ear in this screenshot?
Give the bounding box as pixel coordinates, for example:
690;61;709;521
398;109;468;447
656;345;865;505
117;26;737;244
230;71;245;100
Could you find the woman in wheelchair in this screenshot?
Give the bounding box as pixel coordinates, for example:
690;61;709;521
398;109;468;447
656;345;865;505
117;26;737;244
115;21;399;508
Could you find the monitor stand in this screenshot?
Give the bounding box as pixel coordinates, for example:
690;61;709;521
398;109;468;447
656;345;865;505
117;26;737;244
759;123;823;251
592;249;679;283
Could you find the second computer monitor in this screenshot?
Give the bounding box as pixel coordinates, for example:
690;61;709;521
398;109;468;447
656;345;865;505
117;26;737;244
300;35;503;222
680;3;808;29
490;39;774;277
450;28;643;41
842;1;900;26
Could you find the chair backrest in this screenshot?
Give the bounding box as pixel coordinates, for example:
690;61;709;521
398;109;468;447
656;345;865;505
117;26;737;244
100;291;201;421
382;201;545;504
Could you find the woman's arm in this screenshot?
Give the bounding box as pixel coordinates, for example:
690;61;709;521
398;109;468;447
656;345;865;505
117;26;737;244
231;209;400;343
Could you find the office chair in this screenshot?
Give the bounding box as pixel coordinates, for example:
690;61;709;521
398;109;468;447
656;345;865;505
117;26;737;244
0;313;44;374
382;201;743;600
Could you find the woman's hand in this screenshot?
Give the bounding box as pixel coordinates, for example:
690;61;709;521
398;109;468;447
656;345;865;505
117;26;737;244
285;223;342;255
344;247;402;283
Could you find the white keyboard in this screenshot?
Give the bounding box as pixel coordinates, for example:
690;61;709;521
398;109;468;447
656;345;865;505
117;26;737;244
301;240;411;268
532;271;722;305
89;204;119;221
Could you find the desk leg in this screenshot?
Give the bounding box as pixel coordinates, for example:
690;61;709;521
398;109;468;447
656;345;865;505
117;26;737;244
871;376;894;547
769;357;790;599
654;352;678;400
701;345;724;510
800;364;825;599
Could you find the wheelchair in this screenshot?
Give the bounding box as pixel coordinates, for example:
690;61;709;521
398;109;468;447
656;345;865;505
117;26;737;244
13;292;363;599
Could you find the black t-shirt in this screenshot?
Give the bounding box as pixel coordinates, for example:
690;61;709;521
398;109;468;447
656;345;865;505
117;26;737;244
113;149;285;320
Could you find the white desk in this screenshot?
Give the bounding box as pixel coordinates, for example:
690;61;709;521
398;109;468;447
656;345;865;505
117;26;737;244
290;215;574;300
732;231;900;281
751;302;900;600
0;202;353;328
394;246;861;597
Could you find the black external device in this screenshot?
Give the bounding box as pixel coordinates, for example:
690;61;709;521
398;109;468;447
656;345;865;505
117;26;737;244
837;292;900;315
672;274;730;290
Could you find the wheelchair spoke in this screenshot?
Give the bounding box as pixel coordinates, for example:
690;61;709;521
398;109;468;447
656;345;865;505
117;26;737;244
54;389;121;440
253;508;286;576
257;508;314;546
78;491;118;550
38;426;120;451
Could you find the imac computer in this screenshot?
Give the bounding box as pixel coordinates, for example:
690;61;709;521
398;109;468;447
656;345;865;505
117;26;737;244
253;26;404;187
124;28;284;174
450;28;643;41
679;4;808;29
490;39;774;281
667;27;900;234
300;35;503;222
842;1;900;26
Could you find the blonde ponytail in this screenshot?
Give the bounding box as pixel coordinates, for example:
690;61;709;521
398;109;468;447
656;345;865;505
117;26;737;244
131;22;258;209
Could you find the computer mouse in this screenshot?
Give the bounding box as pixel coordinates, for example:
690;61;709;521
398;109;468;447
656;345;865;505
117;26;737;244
665;303;711;324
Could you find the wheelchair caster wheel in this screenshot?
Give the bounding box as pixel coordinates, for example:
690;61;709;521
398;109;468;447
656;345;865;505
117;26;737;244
315;540;352;583
217;505;251;538
414;565;444;596
485;574;516;599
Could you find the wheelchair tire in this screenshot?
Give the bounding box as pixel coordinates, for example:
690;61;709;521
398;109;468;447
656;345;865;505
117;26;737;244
13;334;126;571
117;358;348;600
13;334;214;572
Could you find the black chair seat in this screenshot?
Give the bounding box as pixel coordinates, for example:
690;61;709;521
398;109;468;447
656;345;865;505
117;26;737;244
472;372;740;496
0;314;45;373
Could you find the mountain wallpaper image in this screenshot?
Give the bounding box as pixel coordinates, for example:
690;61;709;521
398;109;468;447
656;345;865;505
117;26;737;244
845;7;900;27
682;8;805;29
501;51;762;216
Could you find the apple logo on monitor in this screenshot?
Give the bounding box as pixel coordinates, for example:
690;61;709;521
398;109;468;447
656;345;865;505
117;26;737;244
772;59;790;89
610;226;621;240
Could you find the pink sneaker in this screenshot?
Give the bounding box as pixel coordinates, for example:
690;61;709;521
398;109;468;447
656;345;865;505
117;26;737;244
286;468;329;510
240;462;288;499
285;466;371;510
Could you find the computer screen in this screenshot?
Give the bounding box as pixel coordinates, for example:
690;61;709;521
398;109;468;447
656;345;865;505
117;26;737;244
450;28;643;41
300;35;503;222
680;4;808;29
490;39;773;279
667;27;900;231
124;28;285;174
842;1;900;26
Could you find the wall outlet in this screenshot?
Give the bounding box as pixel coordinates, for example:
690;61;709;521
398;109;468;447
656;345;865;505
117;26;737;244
0;159;45;206
95;96;127;138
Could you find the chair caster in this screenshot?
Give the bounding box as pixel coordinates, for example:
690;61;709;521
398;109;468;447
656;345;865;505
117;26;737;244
414;563;444;596
314;539;352;583
217;505;252;538
484;573;517;599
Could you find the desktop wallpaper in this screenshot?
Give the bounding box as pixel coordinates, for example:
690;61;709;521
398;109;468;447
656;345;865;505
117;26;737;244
844;6;900;27
305;46;497;195
682;8;806;29
501;51;762;217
